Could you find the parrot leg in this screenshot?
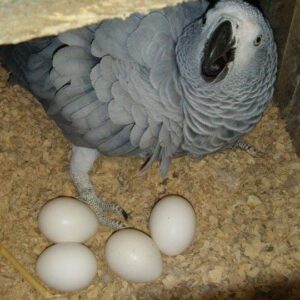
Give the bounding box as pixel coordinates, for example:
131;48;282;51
231;140;259;157
70;145;127;230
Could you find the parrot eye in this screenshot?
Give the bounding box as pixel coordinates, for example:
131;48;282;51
254;35;262;46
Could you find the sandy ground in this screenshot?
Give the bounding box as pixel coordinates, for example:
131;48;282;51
0;65;299;299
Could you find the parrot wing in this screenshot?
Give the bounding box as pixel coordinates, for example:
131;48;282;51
25;1;208;175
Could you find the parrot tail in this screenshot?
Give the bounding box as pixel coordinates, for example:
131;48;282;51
0;37;62;109
0;45;13;65
0;43;31;89
0;37;57;89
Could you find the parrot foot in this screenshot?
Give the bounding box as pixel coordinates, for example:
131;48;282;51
70;145;128;230
79;189;128;230
231;140;261;157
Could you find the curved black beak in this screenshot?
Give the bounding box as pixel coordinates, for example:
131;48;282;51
202;21;236;82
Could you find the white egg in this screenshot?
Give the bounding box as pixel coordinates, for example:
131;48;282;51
36;243;97;292
38;197;98;243
149;195;196;256
105;229;162;282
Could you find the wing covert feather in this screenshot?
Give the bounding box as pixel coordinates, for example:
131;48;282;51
22;1;210;172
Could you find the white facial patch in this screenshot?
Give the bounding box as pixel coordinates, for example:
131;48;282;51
206;1;264;67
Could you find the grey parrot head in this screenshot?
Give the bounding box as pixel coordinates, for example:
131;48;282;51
176;0;277;157
176;0;277;90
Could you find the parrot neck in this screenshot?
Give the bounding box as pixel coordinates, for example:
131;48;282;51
179;74;275;158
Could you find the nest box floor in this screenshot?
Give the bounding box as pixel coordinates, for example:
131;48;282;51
0;66;299;300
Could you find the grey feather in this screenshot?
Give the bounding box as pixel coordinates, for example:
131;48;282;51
71;116;90;131
71;98;101;120
84;120;122;147
92;78;114;103
130;125;145;147
139;127;156;150
126;13;171;67
61;90;97;121
91;15;141;60
131;105;148;128
97;124;134;153
58;27;95;51
49;69;70;90
140;142;161;172
47;76;92;115
53;46;96;76
5;0;277;176
86;103;109;128
108;99;134;125
90;58;115;102
108;141;139;156
159;150;171;177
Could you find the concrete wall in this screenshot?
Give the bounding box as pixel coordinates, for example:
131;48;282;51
261;0;300;155
0;0;182;44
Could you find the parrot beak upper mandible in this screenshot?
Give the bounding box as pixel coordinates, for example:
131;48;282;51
202;20;236;82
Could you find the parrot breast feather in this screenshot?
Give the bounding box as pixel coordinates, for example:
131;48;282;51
89;8;199;175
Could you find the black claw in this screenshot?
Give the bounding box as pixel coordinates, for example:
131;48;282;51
122;209;128;220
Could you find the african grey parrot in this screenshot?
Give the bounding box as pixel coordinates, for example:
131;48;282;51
1;0;277;229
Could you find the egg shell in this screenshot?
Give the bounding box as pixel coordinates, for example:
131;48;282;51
36;243;97;292
149;195;196;256
38;197;98;243
105;229;162;282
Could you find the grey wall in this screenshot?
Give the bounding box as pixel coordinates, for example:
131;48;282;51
261;0;300;155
